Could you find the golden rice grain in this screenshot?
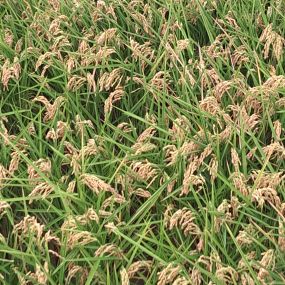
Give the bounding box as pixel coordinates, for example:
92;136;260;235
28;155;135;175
127;260;152;278
241;273;255;285
120;267;130;285
67;75;87;91
216;266;238;284
130;160;158;185
231;148;240;172
104;222;118;233
150;71;170;97
0;164;8;189
46;121;69;141
80;139;100;157
67;231;96;249
200;96;223;117
251;187;281;209
262;142;285;160
80;173;116;195
131;126;156;154
67;180;76;193
8;151;22;175
104;87;125;116
117;122;132;133
130;188;151;198
209;155;218;182
14;215;44;242
4;28;13;46
182;173;205;195
43;230;61;245
130;38;154;64
231;45;249;66
65;56;76;73
278;214;285;251
86;72;97;92
190;269;202;285
236;225;255;246
157;263;181;285
74;114;94;135
164;145;179;166
101;195;126;209
198;144;213;166
28;262;49;285
166;207;201;237
94;47;116;65
95;243;123;258
27;158;51;184
99;68;123;91
273;120;282;141
213;80;233;101
182;157;204;195
232;172;250;196
35;52;56;71
214;197;241;231
251;170;284;190
66;263;88;285
259;24;285;60
61;208;99;233
96;28;117;46
132;142;157;155
27;122;36;135
257;249;275;282
169;116;191;143
28;182;55;204
0;201;10;217
1;59;14;90
33;95;65;122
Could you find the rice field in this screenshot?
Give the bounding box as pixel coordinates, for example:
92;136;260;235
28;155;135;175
0;0;285;284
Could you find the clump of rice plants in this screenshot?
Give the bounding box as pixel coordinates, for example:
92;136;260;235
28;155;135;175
0;0;284;284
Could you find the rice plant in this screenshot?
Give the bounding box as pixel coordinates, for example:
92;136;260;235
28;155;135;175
0;0;284;284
